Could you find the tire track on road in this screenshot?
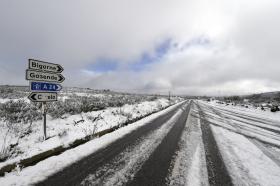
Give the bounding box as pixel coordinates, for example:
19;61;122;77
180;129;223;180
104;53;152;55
196;103;233;186
167;104;209;186
126;102;192;186
81;104;186;185
36;102;187;186
211;106;280;135
206;104;280;169
213;106;280;127
200;103;280;148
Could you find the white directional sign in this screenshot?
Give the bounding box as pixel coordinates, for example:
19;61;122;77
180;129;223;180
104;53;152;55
26;58;64;140
26;69;65;83
28;92;57;102
29;59;64;73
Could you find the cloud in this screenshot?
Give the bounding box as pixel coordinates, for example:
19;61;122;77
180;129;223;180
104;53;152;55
1;0;280;95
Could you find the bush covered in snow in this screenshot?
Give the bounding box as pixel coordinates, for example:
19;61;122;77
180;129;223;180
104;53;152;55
47;94;160;119
271;105;280;112
0;86;167;123
0;100;41;124
0;86;28;99
0;86;182;164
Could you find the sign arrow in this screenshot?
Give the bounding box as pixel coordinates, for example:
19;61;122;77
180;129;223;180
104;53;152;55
29;59;64;73
28;92;58;102
58;75;65;82
30;81;62;92
31;93;36;100
26;70;65;83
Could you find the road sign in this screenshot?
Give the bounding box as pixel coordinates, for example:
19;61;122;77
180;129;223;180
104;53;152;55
26;69;65;83
26;59;64;140
30;81;62;92
29;59;64;73
28;92;58;102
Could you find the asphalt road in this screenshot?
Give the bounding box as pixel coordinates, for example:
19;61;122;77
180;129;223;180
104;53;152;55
36;101;235;186
196;103;233;186
37;101;191;186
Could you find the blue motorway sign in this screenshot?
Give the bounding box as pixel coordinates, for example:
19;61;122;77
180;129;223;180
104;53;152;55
30;81;62;92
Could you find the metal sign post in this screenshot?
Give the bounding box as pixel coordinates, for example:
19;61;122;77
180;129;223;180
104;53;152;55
26;59;64;140
42;102;47;140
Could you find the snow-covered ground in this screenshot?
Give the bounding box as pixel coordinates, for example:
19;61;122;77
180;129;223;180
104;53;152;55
1;99;280;186
0;97;179;171
0;98;29;104
0;102;183;186
212;125;280;186
208;100;280;121
198;100;280;186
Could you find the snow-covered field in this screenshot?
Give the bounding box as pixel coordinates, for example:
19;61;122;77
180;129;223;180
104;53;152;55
1;97;280;186
0;102;183;186
0;88;181;172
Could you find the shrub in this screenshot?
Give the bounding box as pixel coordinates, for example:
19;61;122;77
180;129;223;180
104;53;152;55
0;100;41;124
271;106;280;112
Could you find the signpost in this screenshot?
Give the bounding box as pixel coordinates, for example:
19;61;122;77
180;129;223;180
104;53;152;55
26;59;64;140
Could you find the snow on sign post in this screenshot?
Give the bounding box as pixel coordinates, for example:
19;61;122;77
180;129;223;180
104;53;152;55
26;59;64;140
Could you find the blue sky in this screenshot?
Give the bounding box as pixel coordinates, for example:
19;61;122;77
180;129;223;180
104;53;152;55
88;36;211;73
88;58;119;73
88;38;173;73
129;38;172;71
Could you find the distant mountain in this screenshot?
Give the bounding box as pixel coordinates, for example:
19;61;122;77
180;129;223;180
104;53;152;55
215;91;280;104
244;91;280;103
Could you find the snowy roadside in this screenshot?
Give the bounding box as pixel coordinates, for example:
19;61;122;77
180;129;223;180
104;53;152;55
0;98;181;175
211;125;280;186
206;100;280;122
199;102;280;148
0;101;183;186
198;100;280;186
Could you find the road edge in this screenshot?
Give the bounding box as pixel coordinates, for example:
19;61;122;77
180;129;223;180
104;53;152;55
0;101;182;176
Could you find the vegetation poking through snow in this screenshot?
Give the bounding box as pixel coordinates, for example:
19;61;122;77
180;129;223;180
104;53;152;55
0;86;182;163
0;100;41;124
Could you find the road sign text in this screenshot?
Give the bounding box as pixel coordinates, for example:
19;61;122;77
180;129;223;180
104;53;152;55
31;61;56;72
29;59;64;73
28;92;58;102
30;82;62;92
26;70;65;83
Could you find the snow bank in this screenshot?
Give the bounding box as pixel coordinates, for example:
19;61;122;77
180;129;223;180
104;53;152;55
212;125;280;186
0;102;182;186
0;98;180;172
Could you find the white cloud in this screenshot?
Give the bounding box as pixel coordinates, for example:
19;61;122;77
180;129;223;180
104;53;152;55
1;0;280;95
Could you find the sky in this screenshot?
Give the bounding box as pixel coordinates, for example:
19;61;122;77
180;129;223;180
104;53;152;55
1;0;280;96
